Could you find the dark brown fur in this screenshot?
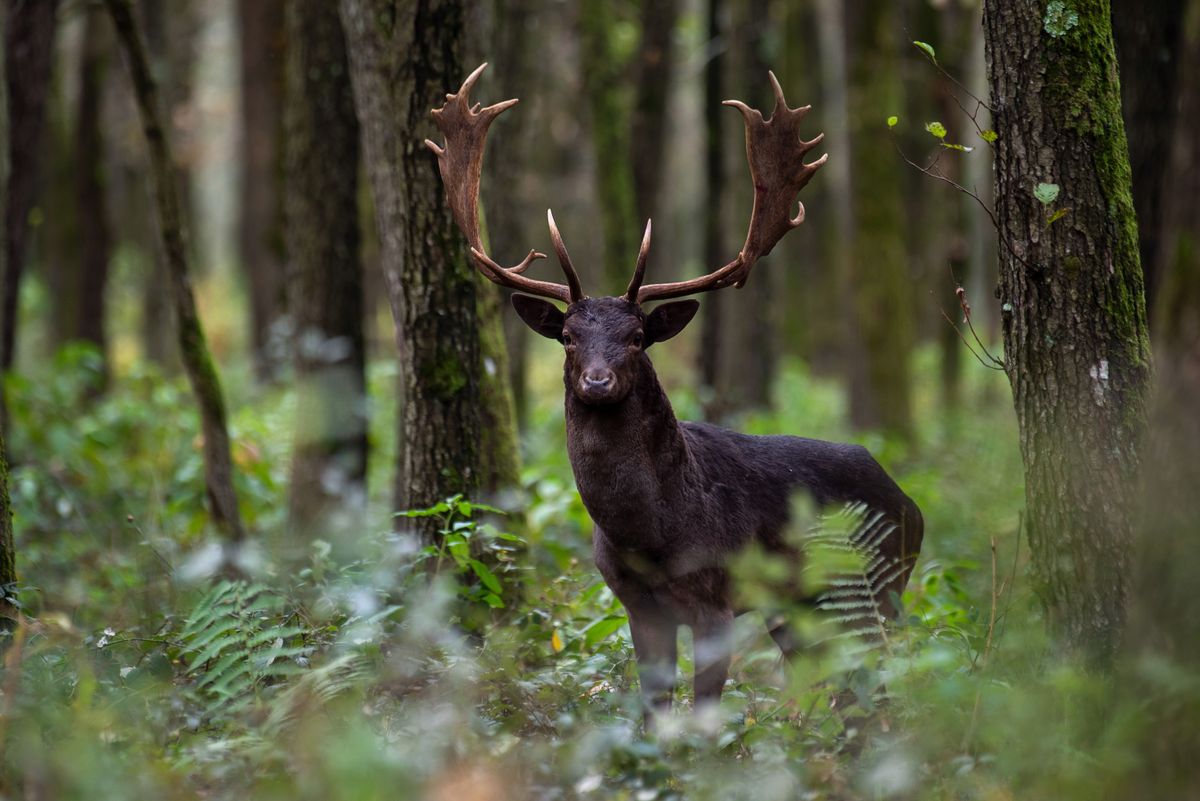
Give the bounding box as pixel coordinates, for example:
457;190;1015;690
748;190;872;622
514;295;924;718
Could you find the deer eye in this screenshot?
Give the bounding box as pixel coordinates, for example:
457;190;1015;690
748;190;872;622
562;333;573;347
631;332;644;349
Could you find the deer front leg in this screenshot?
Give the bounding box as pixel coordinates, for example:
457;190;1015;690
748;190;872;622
627;611;678;726
692;609;734;707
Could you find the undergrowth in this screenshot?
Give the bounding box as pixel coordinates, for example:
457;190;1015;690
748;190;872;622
3;345;1164;800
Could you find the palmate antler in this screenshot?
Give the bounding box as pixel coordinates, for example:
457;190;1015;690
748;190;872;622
429;65;824;307
628;71;827;304
425;63;584;304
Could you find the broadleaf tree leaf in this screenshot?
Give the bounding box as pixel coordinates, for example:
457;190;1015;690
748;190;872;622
979;129;998;143
887;115;899;128
1034;182;1061;205
1045;207;1071;226
913;40;937;62
925;121;948;139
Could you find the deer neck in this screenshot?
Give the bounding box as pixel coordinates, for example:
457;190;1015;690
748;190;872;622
564;359;692;548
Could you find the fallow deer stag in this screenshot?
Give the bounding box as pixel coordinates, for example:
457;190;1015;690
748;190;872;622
425;64;923;722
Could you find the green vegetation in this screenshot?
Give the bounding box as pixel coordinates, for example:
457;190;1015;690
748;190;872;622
10;343;1167;800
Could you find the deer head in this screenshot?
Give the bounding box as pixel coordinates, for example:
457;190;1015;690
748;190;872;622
425;63;826;406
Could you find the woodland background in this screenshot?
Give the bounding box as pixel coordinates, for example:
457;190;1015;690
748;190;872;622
0;0;1198;798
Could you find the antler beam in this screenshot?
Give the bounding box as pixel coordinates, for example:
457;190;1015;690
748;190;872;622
634;71;826;304
426;63;583;304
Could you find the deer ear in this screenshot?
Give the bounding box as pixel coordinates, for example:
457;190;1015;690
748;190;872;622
511;294;566;340
645;300;700;347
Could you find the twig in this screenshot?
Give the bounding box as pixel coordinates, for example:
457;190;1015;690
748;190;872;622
939;306;1005;371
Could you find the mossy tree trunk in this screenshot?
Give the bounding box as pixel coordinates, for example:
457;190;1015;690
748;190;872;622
284;0;367;534
847;0;913;438
106;0;246;542
984;0;1152;663
238;0;287;383
339;0;521;540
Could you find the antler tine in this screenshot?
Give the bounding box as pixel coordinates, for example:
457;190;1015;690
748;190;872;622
636;72;826;304
546;210;585;302
426;63;580;304
624;219;652;302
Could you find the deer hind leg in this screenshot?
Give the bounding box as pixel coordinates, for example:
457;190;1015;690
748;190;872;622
692;610;734;708
627;611;678;725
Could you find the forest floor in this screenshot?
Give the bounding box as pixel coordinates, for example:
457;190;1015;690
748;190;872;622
1;343;1152;800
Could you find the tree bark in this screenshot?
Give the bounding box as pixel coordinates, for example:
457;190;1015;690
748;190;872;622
1110;0;1186;314
74;5;112;379
1;0;58;379
238;0;287;383
483;0;538;429
106;0;246;542
984;0;1152;662
0;1;17;625
339;0;521;538
631;0;677;228
847;0;913;437
698;0;726;419
284;0;367;533
579;0;637;294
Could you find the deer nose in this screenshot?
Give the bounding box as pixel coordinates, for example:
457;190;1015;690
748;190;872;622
581;369;615;390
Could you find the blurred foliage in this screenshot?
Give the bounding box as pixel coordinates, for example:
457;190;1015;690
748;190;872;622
3;345;1195;800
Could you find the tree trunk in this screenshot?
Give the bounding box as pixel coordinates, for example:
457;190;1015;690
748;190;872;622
339;0;521;538
847;0;913;437
814;0;873;425
482;0;537;430
106;0;246;542
75;5;112;380
984;0;1152;662
579;0;637;294
139;0;197;372
1;0;58;380
0;1;17;626
1111;0;1186;314
238;0;287;383
698;0;726;419
284;0;367;533
631;0;677;228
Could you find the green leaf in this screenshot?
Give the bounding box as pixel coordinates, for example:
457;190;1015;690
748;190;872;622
925;121;947;139
469;559;503;595
583;616;628;647
979;129;998;143
1045;207;1071;226
913;40;937;62
1034;182;1060;205
941;142;975;152
887;115;899;128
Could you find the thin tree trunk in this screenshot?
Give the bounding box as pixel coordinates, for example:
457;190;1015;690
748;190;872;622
815;0;872;426
1111;0;1187;314
238;0;287;383
631;0;678;228
698;0;726;419
75;5;112;382
0;1;17;625
1;0;58;379
579;0;637;294
339;0;521;539
484;0;538;430
848;0;913;437
984;0;1152;663
139;0;196;371
106;0;246;542
284;0;366;533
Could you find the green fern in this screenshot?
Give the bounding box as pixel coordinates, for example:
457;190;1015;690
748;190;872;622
179;580;315;716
